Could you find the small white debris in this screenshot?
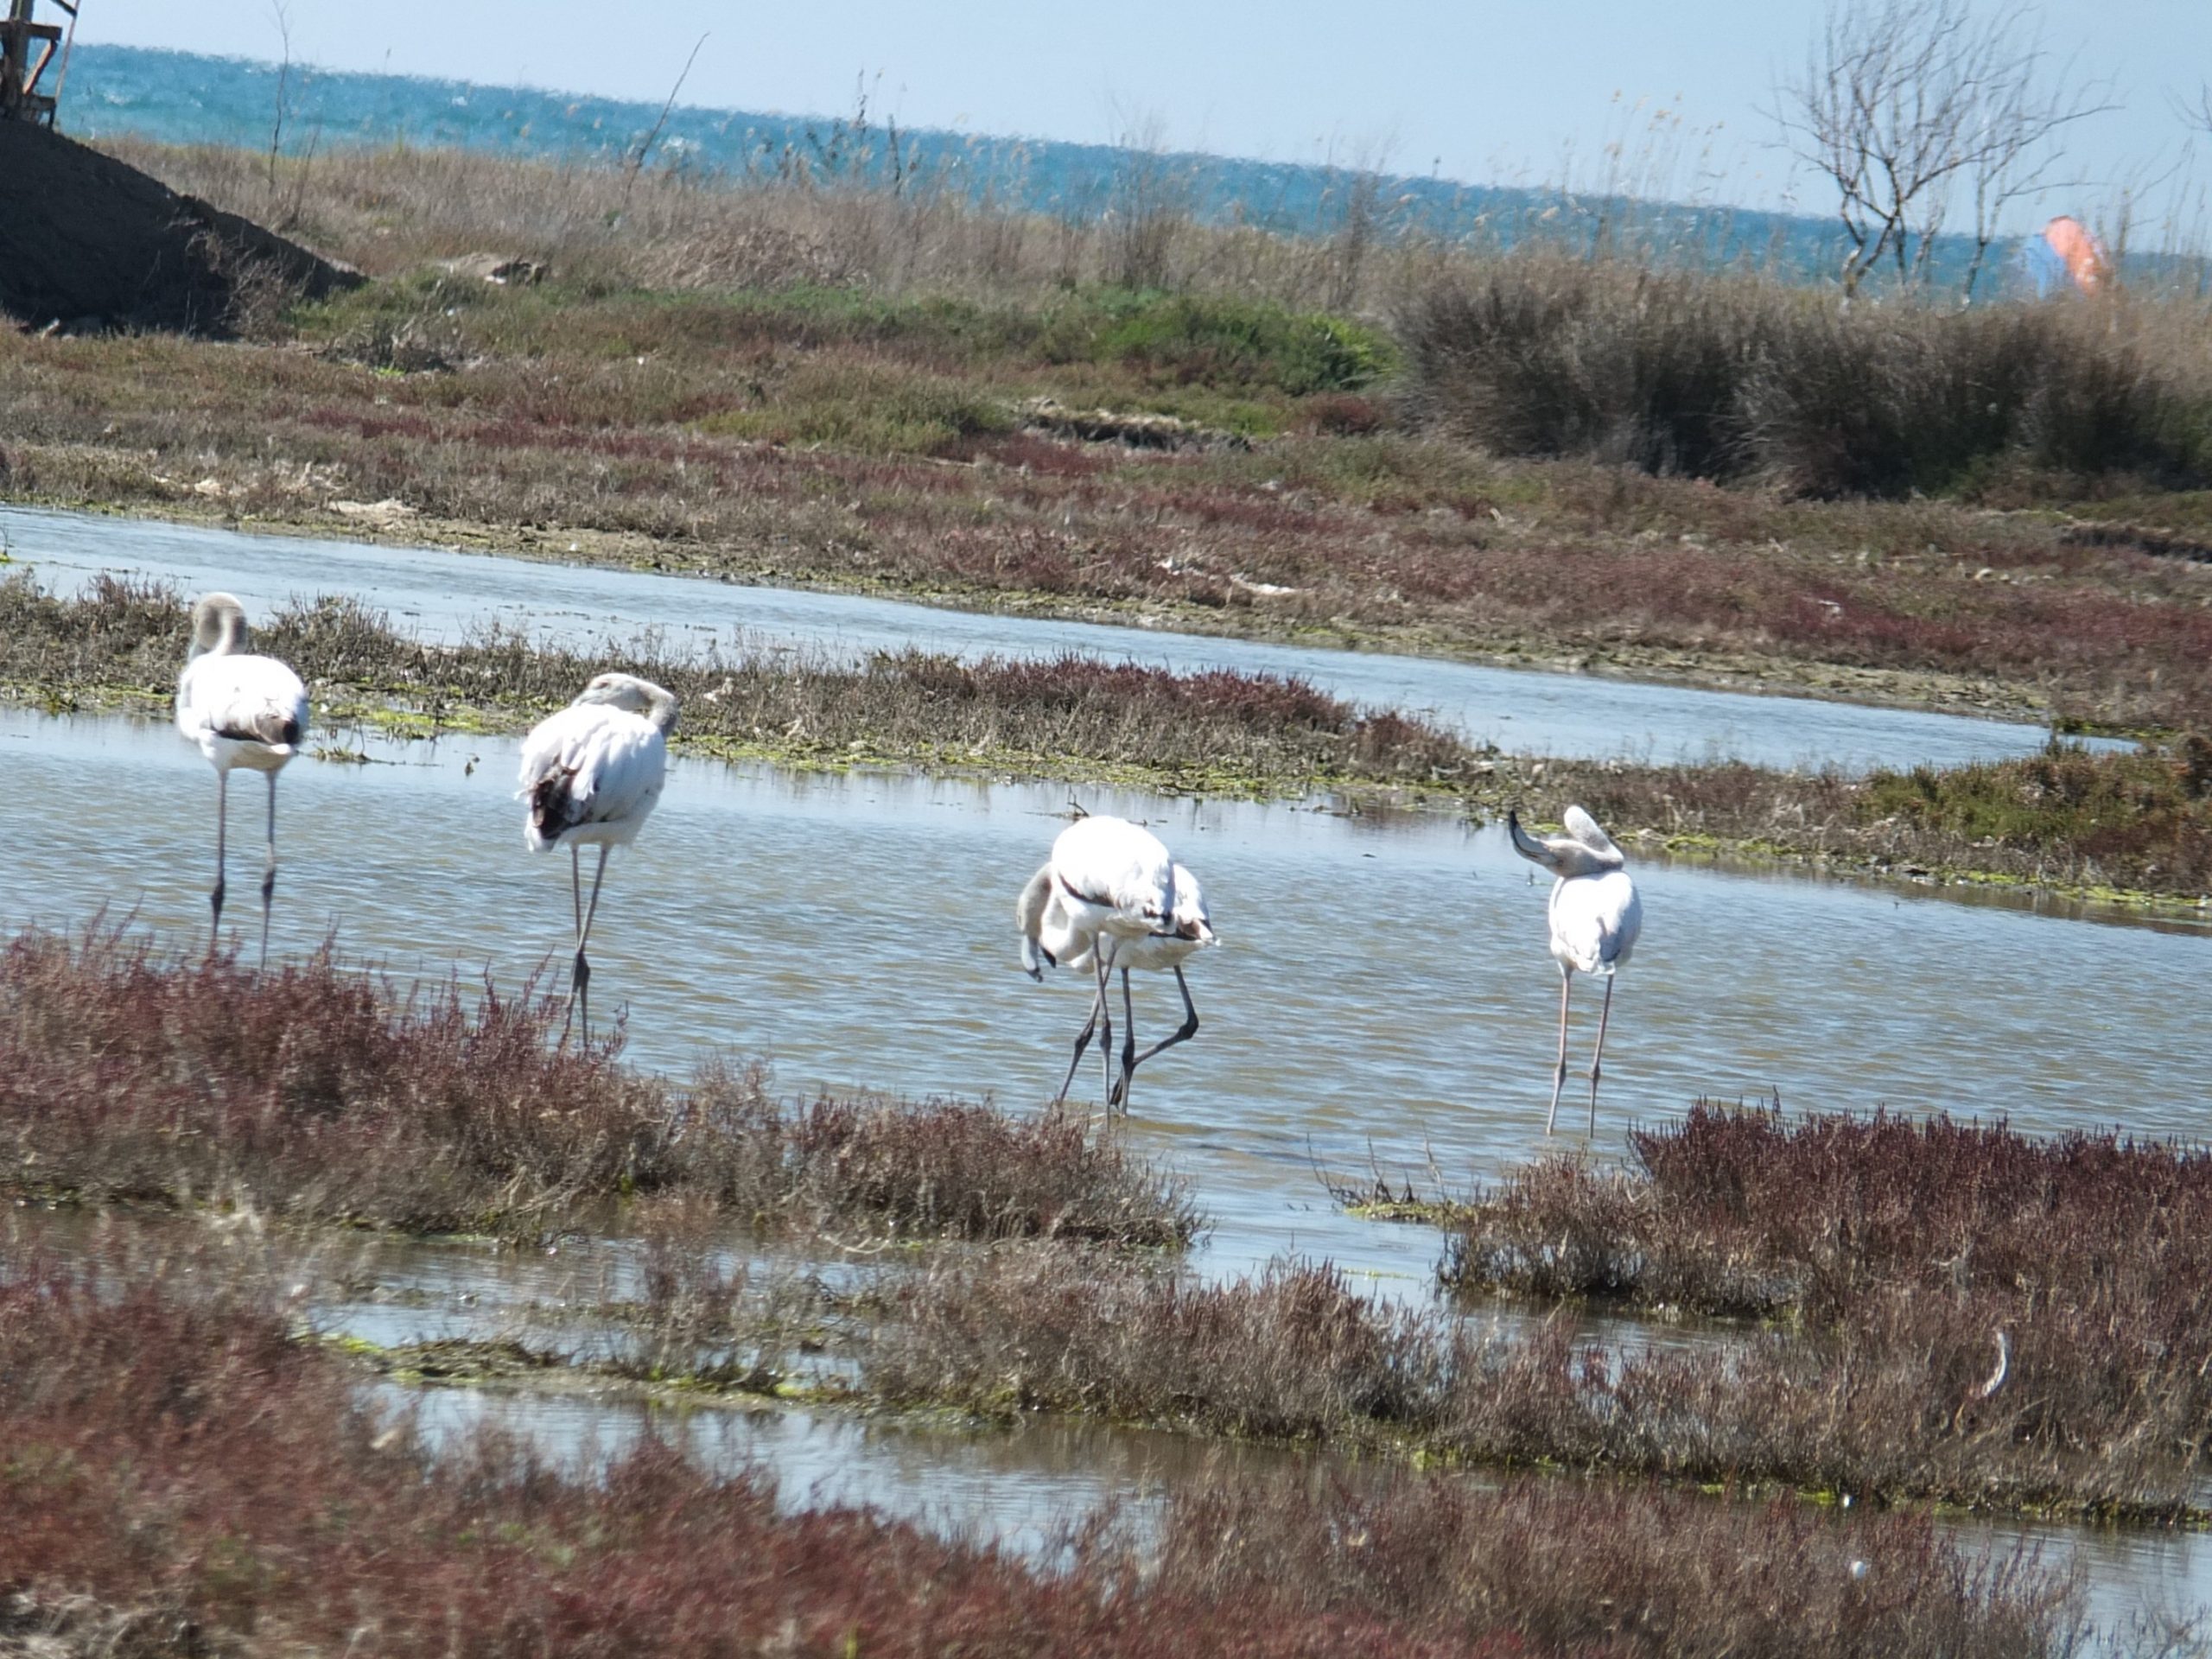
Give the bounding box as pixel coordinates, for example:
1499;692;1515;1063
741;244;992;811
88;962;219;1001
327;498;419;525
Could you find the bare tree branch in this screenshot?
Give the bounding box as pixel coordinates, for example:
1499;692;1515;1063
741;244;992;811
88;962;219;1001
1772;0;2117;299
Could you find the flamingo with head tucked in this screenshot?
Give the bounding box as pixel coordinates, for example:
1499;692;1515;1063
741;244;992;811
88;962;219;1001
1020;855;1215;1111
518;672;679;1039
1013;814;1176;1109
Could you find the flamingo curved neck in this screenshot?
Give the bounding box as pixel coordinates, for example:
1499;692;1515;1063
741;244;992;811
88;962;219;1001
639;685;679;734
190;609;249;659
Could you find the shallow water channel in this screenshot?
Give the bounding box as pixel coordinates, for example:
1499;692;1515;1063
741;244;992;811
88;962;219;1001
7;709;2203;1287
0;503;2119;769
0;506;2203;1631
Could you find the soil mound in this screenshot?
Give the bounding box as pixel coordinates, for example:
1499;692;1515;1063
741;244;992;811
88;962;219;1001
0;121;359;335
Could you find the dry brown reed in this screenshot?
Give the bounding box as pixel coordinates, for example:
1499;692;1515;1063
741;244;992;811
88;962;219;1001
99;135;1452;318
1398;255;2212;497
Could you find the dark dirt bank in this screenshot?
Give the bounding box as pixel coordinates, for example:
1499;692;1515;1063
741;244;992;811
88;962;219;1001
0;121;355;335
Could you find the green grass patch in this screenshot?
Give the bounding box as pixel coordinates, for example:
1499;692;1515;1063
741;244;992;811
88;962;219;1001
692;357;1016;454
1051;289;1396;396
1859;737;2212;857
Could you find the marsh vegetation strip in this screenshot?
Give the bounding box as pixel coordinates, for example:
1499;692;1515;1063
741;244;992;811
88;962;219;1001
7;141;2212;732
0;928;1196;1245
13;1202;2202;1637
0;574;1471;799
13;570;2203;903
2;708;2204;1287
0;1244;2075;1659
0;503;2115;771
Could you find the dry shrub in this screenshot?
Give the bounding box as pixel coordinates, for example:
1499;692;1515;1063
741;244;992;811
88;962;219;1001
0;1249;2077;1659
0;925;1195;1246
1400;255;2212;497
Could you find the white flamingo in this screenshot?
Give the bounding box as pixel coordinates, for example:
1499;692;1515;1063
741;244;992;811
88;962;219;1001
1020;859;1215;1111
1508;804;1643;1135
175;593;309;966
518;673;678;1039
1013;814;1175;1108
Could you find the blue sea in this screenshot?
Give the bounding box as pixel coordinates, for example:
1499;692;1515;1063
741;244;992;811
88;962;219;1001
62;42;2077;293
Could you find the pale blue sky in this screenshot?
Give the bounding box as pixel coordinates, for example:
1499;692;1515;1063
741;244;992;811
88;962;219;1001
70;1;2212;232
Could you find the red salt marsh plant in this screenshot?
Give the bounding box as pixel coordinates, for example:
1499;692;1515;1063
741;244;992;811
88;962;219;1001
1441;1103;2212;1319
0;575;1480;794
0;925;1197;1245
0;1248;2076;1659
861;1249;2209;1519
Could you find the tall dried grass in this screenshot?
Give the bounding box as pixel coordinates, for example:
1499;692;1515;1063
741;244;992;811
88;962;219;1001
1399;256;2212;497
102;136;1446;322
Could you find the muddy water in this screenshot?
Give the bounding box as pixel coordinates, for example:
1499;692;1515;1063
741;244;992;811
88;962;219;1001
0;504;2116;770
3;709;2202;1291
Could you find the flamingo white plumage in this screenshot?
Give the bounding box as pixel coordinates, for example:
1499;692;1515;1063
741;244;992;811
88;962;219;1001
1020;858;1215;1111
518;672;678;1039
175;593;309;966
1508;804;1643;1136
1012;814;1176;1109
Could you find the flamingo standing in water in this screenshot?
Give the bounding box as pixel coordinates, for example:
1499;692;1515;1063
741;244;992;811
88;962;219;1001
1508;804;1643;1135
1013;814;1176;1109
1020;856;1215;1111
175;593;309;966
518;673;678;1039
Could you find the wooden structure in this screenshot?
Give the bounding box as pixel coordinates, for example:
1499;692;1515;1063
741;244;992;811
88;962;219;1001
1;0;77;126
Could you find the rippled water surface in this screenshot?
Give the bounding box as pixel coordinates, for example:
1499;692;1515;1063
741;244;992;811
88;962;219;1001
4;709;2201;1287
1;504;2113;769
